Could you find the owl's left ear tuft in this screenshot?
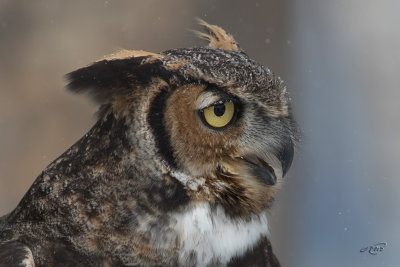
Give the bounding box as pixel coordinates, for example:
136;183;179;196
100;50;165;61
66;50;168;105
194;18;240;52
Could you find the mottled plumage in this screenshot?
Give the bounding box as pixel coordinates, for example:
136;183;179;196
0;20;296;266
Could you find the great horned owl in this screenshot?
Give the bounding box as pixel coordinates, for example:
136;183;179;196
0;20;296;267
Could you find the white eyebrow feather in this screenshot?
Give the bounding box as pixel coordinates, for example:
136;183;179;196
196;91;222;110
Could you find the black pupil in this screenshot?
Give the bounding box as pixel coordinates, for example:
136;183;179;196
214;103;225;117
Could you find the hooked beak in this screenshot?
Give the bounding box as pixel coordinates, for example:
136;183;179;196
228;136;294;186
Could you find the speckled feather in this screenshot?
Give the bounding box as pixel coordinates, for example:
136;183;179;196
0;21;295;266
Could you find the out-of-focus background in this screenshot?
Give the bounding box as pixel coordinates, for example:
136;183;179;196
1;1;399;266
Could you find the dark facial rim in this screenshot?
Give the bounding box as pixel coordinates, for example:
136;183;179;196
147;87;177;168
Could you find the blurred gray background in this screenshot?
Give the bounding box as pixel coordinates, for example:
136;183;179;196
0;1;399;266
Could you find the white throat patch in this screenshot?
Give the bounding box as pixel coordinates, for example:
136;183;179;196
172;202;269;266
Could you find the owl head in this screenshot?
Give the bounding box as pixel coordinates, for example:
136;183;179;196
66;20;297;217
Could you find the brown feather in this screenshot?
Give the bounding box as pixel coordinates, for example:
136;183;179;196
193;18;240;51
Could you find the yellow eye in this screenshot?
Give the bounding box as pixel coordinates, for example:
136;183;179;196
202;101;235;128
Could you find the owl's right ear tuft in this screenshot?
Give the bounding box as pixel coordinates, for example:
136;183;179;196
194;18;240;52
66;50;168;104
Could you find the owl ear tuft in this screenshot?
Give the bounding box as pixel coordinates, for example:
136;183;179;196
66;51;167;104
194;18;240;52
100;50;165;61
